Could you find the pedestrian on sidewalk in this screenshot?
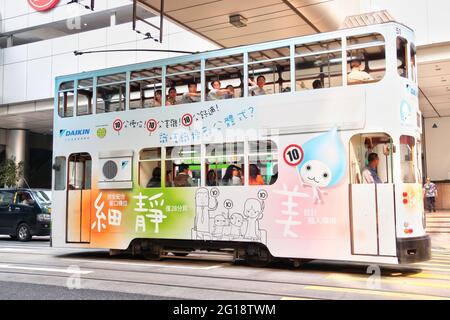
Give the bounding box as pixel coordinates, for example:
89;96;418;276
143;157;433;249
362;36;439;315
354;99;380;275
423;177;438;213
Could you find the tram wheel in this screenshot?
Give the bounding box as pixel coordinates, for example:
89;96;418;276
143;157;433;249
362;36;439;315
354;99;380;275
142;245;163;261
245;246;273;268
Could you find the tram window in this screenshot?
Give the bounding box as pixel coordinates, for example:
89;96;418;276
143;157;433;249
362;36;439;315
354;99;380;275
68;153;92;190
139;148;162;188
347;33;386;85
349;134;393;184
295;38;342;90
58;81;75;118
54;156;66;191
97;73;126;114
166;61;201;106
77;78;93;116
397;37;408;79
410;43;417;83
206;54;243;100
400;136;418;183
248;46;291;96
130;68;162;109
166;145;201;187
206;142;244;187
248;140;278;186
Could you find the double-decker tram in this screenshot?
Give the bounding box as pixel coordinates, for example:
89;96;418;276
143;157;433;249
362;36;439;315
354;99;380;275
52;20;430;266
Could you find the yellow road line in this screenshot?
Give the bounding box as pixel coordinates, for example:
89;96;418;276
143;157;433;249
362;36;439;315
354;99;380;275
305;285;448;300
328;274;450;290
416;266;450;272
409;273;450;281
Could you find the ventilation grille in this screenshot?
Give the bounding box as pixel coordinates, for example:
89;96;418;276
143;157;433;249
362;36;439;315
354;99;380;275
102;160;118;180
341;11;396;29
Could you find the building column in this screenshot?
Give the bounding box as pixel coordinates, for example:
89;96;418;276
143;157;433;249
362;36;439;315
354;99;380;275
5;129;30;187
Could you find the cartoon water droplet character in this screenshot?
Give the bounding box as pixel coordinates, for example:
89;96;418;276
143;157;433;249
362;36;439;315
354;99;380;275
297;128;347;204
213;215;227;240
229;213;244;239
193;188;218;240
243;199;265;242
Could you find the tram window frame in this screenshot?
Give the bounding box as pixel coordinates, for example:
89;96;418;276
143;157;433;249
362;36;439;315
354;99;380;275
68;153;92;191
54;156;67;191
295;38;342;90
139;148;162;189
347;33;386;86
130;68;163;110
205;53;244;101
248;46;292;96
96;73;127;114
248;140;279;186
58;81;75;118
166;145;202;188
400;135;419;184
205;142;245;187
397;37;409;79
410;43;417;83
77;78;94;116
166;60;202;106
349;133;394;185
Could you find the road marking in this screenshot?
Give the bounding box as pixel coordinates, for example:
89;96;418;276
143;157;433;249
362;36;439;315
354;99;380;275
0;264;92;275
416;262;450;268
62;258;224;270
328;274;450;290
409;273;450;281
304;285;449;300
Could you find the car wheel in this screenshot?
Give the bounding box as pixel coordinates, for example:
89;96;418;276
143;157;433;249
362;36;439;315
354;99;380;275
17;223;32;242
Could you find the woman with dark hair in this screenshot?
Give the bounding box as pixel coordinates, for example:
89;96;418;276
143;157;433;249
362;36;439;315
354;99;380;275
249;164;265;186
147;167;161;188
206;170;218;187
222;165;242;186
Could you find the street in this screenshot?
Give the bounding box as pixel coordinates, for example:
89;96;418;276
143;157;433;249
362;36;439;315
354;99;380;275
0;235;449;300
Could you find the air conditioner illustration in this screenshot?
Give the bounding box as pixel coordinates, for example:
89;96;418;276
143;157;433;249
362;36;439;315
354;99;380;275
98;150;133;190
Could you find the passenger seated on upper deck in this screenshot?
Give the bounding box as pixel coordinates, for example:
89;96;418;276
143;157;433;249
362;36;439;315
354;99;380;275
312;80;323;89
249;76;267;96
181;82;201;104
166;87;178;106
208;81;233;101
347;59;374;85
224;85;235;99
150;90;162;107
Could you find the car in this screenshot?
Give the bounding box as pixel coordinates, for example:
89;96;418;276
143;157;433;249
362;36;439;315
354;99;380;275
0;188;52;241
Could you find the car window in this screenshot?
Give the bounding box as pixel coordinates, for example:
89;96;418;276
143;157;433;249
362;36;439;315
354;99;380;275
15;192;34;206
0;191;14;206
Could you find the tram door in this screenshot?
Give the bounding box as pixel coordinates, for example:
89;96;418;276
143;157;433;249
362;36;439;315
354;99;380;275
349;134;397;256
66;153;92;243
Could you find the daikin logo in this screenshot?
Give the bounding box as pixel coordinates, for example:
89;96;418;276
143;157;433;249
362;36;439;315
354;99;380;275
59;129;91;141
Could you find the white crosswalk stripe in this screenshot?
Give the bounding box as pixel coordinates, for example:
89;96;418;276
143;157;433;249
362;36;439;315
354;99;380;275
427;212;450;234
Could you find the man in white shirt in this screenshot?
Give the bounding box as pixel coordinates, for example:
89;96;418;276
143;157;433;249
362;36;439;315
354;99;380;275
347;59;374;84
208;80;232;101
249;76;267;96
181;82;201;104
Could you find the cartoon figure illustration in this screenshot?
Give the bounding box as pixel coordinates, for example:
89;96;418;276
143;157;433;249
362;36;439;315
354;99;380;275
229;213;244;239
297;128;347;204
212;215;227;240
243;199;266;243
192;188;218;240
